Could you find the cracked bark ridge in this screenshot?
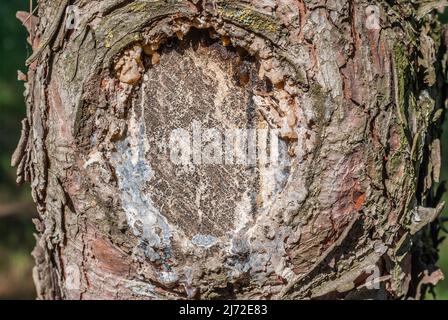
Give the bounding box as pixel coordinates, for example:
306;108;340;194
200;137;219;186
14;0;447;299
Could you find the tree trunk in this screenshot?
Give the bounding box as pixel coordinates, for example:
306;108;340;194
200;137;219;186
14;0;447;300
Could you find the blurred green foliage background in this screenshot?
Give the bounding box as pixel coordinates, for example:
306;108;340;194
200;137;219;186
0;1;447;300
0;0;36;299
433;3;448;298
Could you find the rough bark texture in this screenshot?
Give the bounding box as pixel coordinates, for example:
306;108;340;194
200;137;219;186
14;0;447;299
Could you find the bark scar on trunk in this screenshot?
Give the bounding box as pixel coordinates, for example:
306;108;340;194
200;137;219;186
15;0;447;300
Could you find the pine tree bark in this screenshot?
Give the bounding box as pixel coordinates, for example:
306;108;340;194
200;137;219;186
14;0;447;300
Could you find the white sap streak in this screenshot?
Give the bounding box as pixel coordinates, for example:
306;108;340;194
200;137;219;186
191;234;218;248
111;83;173;264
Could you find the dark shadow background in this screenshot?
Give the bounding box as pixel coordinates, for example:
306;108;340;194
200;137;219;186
0;0;447;300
